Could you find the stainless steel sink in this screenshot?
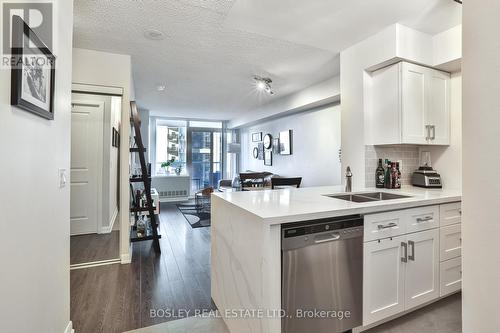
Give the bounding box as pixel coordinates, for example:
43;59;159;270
325;192;411;202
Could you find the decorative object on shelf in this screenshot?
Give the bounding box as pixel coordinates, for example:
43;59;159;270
258;143;265;160
160;157;176;174
263;133;273;150
253;147;259;159
279;130;293;155
264;150;272;166
10;16;55;120
175;165;182;175
252;132;262;142
273;138;280;154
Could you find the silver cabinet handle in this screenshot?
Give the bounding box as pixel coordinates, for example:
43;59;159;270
416;216;434;223
425;125;430;141
378;222;397;230
431;125;436;140
401;242;408;263
408;240;415;261
314;233;341;244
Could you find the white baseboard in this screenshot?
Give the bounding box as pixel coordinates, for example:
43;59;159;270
64;321;74;333
121;251;132;264
100;208;119;233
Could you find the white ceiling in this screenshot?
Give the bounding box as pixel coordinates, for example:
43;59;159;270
73;0;461;121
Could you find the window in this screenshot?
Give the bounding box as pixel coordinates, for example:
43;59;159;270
155;122;187;175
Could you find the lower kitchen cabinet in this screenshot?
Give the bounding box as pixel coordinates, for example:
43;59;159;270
404;228;440;310
440;257;462;297
363;235;406;325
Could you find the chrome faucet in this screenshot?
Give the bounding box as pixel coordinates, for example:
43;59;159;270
345;166;353;192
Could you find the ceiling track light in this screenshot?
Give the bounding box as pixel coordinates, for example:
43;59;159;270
253;75;274;95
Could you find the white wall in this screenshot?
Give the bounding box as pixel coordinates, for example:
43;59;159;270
72;48;133;262
462;2;500;331
0;0;73;332
240;105;341;187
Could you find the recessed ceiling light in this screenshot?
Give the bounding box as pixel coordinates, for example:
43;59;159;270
253;75;274;95
157;85;166;92
144;29;165;40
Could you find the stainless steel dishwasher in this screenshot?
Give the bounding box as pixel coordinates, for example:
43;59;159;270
282;215;363;333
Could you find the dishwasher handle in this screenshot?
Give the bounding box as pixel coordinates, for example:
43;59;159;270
314;232;341;244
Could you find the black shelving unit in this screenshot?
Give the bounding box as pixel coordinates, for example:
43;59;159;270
129;101;161;253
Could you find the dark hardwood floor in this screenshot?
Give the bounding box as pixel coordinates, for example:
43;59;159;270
70;203;215;333
71;230;120;265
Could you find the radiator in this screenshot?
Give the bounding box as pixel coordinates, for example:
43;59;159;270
151;175;190;201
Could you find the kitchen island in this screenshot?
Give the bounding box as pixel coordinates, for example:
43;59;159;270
211;186;462;333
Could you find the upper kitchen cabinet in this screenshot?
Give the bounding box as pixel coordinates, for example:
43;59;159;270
366;61;450;145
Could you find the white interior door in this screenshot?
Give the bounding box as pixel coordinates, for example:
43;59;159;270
70;100;104;235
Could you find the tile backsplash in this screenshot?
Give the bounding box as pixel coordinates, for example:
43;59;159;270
365;145;420;187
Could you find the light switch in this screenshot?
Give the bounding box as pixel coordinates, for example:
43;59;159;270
59;169;67;188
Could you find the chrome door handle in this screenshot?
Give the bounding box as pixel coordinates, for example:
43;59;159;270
431;125;436;140
378;222;397;230
425;125;430;141
416;216;434;223
408;240;415;261
314;233;341;244
401;242;408;263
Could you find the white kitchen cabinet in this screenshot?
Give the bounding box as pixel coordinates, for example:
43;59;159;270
440;224;462;261
440;257;462;297
405;205;440;234
439;202;461;226
405;228;440;310
366;61;450;145
363;235;406;325
364;210;406;242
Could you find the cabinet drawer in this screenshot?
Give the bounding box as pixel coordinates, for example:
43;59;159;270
440;257;462;297
440;224;462;261
440;202;461;227
405;205;440;233
364;211;406;242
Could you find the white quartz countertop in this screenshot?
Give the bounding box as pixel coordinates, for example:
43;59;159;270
213;186;462;225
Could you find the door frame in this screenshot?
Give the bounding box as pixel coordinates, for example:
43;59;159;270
70;99;104;235
186;127;222;190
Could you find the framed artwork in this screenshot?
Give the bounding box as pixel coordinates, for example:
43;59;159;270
252;147;259;159
252;132;262;142
263;133;273;149
272;138;280;154
264;150;272;166
11;16;56;120
279;130;293;155
257;142;264;160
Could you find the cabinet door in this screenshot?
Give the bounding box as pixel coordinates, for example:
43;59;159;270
405;229;440;310
440;257;462;297
427;69;451;145
363;236;406;325
401;62;428;144
440;224;462;261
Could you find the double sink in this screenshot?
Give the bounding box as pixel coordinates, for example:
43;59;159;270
325;191;411;203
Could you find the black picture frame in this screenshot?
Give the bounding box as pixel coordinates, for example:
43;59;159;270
10;15;56;120
263;133;273;149
264;150;272;166
112;127;120;148
252;132;262;142
279;130;293;155
257;142;264;160
252;147;259;159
